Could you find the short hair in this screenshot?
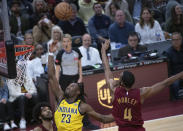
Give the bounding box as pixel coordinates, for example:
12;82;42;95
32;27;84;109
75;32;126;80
32;102;51;123
76;82;87;102
171;32;182;38
63;34;72;41
120;71;135;88
70;3;77;12
93;2;101;9
24;32;33;40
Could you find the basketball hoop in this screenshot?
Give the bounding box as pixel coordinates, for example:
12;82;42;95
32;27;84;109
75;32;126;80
1;45;34;86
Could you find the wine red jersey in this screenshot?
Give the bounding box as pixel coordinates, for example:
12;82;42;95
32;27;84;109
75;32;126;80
112;87;145;131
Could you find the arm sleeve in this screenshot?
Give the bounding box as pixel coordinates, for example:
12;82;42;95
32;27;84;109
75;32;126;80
74;48;83;60
109;25;116;42
155;21;165;41
55;50;62;65
88;18;99;40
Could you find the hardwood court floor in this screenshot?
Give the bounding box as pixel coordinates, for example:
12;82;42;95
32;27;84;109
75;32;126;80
94;114;183;131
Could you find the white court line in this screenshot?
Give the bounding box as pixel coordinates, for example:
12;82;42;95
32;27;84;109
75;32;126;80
94;114;183;131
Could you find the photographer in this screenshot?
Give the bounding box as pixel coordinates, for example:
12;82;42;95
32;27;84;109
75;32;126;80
33;13;53;45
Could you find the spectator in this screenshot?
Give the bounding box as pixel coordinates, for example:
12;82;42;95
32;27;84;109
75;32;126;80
135;7;165;45
163;32;183;100
23;32;35;45
27;44;45;83
0;77;17;130
88;3;112;53
47;25;63;54
105;0;133;23
9;0;30;37
30;0;48;28
165;0;183;21
78;0;95;25
79;34;102;67
41;25;63;65
109;10;134;48
165;5;183;36
55;34;82;92
8;0;33;17
33;13;53;45
57;3;87;36
118;32;147;58
105;2;120;22
7;68;38;129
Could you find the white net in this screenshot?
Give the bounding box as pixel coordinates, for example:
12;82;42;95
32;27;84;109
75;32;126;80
7;45;33;86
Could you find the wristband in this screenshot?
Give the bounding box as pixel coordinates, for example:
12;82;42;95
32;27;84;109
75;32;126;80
49;52;54;56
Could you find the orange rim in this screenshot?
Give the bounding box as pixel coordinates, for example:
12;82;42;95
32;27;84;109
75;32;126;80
0;45;34;58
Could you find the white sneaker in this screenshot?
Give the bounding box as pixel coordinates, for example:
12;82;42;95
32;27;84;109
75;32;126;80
11;122;18;129
4;123;11;130
19;119;26;129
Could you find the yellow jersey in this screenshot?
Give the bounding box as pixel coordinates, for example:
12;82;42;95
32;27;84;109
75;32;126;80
54;99;84;131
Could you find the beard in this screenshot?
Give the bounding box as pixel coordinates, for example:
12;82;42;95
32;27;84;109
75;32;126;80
41;114;53;121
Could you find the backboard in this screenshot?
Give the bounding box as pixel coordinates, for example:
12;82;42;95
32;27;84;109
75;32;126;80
0;0;16;78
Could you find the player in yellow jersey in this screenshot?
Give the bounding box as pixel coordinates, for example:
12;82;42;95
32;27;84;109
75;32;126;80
48;44;114;131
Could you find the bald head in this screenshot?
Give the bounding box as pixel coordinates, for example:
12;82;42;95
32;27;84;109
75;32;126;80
82;34;92;48
115;10;125;26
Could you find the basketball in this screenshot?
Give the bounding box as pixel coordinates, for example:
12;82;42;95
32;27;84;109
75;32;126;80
54;2;73;21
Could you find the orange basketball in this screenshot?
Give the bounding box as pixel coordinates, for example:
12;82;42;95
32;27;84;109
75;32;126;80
54;2;73;21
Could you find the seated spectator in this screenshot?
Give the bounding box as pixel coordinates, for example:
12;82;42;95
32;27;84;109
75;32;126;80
33;13;53;45
163;32;183;100
78;0;95;25
105;0;133;23
165;4;183;36
47;25;63;54
7;68;38;129
57;3;87;36
105;2;120;22
88;3;112;53
30;0;48;28
135;7;165;45
109;10;134;48
118;32;147;58
165;0;183;21
0;77;17;130
55;34;82;92
23;32;35;45
9;0;30;37
41;25;63;65
8;0;33;17
79;34;102;67
27;44;45;83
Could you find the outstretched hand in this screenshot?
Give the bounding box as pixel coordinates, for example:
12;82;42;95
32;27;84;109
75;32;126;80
49;40;58;53
101;40;110;53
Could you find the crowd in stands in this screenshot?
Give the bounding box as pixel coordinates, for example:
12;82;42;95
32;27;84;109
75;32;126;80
0;0;183;130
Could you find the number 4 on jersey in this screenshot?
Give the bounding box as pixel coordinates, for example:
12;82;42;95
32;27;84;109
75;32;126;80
124;108;132;121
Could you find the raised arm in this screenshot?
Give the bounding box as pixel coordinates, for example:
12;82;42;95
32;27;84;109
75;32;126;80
48;45;64;102
80;102;114;124
101;40;116;93
140;71;183;103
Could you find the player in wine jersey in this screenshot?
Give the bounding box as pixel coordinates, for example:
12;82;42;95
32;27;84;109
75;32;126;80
48;44;114;131
101;40;183;131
